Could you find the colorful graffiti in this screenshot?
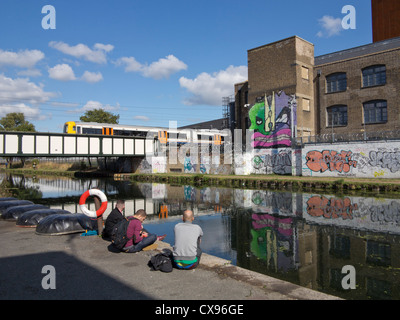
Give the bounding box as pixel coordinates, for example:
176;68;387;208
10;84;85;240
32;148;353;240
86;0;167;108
305;150;357;173
306;196;357;220
249;91;296;148
251;149;292;175
369;151;400;173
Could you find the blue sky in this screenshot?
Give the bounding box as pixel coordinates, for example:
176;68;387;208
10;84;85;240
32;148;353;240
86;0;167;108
0;0;373;132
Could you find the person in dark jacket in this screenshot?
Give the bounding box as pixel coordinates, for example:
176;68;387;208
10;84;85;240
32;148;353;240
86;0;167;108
102;200;125;241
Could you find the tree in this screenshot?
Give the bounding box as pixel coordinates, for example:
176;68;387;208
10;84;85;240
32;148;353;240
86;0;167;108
79;108;119;124
0;113;36;132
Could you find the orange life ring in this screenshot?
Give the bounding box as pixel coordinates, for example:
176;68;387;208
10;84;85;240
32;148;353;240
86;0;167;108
79;189;108;218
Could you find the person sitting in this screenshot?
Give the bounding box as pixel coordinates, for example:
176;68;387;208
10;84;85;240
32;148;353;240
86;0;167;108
102;200;125;241
173;210;203;269
123;209;165;253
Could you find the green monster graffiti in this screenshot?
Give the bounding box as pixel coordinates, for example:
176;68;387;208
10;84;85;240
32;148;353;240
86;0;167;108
248;91;295;148
249;102;269;135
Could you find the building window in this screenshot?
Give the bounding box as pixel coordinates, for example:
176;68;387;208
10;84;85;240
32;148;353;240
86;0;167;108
303;98;310;111
363;100;387;124
301;66;309;80
327;105;348;127
326;72;347;93
362;65;386;87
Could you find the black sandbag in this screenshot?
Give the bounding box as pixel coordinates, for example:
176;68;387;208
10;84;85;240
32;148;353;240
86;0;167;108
16;209;71;227
0;200;34;214
2;204;49;221
35;213;97;235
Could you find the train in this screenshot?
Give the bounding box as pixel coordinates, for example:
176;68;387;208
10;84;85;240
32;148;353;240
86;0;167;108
63;121;228;146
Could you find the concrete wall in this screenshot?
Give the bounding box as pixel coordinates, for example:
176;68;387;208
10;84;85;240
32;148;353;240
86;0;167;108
133;139;400;179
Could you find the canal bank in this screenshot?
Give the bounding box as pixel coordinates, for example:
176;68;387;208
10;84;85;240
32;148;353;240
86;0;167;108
4;166;400;197
1;171;399;300
121;172;400;196
0;220;340;300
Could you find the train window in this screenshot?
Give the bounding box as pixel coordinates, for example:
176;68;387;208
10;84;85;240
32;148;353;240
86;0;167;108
63;124;68;133
77;126;81;134
82;127;102;134
135;131;147;137
113;129;130;136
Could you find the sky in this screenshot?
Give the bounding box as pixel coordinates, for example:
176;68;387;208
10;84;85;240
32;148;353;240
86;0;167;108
0;0;373;133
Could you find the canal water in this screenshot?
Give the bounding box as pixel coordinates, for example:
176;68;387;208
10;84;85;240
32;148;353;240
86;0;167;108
2;173;400;300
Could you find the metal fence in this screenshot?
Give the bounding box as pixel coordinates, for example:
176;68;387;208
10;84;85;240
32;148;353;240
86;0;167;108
294;129;400;146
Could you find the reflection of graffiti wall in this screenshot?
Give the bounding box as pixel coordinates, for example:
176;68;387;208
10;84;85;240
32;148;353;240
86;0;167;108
249;91;296;149
303;193;400;234
251;214;297;272
302;141;400;178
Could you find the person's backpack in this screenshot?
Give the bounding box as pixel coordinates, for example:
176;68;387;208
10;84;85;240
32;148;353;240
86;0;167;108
110;218;134;251
148;251;173;272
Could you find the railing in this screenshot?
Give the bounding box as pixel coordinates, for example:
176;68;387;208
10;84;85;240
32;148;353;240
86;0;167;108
294;129;400;146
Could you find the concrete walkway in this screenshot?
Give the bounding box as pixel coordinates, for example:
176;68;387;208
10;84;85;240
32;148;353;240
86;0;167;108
0;220;340;301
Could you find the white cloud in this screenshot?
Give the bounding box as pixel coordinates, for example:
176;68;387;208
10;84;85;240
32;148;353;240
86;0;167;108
0;103;46;120
0;49;45;68
115;54;187;79
0;74;55;121
81;71;103;83
70;100;120;113
17;69;42;77
133;115;150;122
143;55;188;79
48;64;76;81
94;43;114;52
179;65;247;106
49;41;113;64
0;73;55;105
317;15;343;38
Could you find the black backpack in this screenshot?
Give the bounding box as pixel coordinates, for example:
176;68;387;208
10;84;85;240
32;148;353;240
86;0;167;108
110;218;134;251
148;251;173;272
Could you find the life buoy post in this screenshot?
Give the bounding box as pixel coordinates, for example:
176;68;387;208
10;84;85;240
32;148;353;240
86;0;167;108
79;189;108;221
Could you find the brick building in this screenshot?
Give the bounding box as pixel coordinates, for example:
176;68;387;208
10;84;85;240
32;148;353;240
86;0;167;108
234;35;400;144
234;36;315;146
315;37;400;138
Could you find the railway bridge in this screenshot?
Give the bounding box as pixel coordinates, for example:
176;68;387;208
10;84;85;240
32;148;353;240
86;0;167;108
0;131;155;158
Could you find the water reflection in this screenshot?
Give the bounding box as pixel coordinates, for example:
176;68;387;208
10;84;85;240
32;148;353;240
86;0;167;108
2;172;400;300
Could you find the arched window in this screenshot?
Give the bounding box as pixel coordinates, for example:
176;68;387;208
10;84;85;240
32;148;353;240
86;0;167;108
362;65;386;87
326;72;347;93
363;100;387;124
327;105;348;127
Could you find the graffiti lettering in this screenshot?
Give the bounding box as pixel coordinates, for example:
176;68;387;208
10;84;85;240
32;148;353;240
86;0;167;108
306;150;357;173
369;151;400;173
306;196;358;220
370;201;400;223
251;151;292;175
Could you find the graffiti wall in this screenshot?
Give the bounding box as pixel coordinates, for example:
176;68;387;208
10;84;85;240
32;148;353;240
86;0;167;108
249;90;296;149
234;148;297;175
302;141;400;178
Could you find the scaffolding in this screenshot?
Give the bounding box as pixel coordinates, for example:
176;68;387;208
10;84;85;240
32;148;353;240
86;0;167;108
222;95;234;129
